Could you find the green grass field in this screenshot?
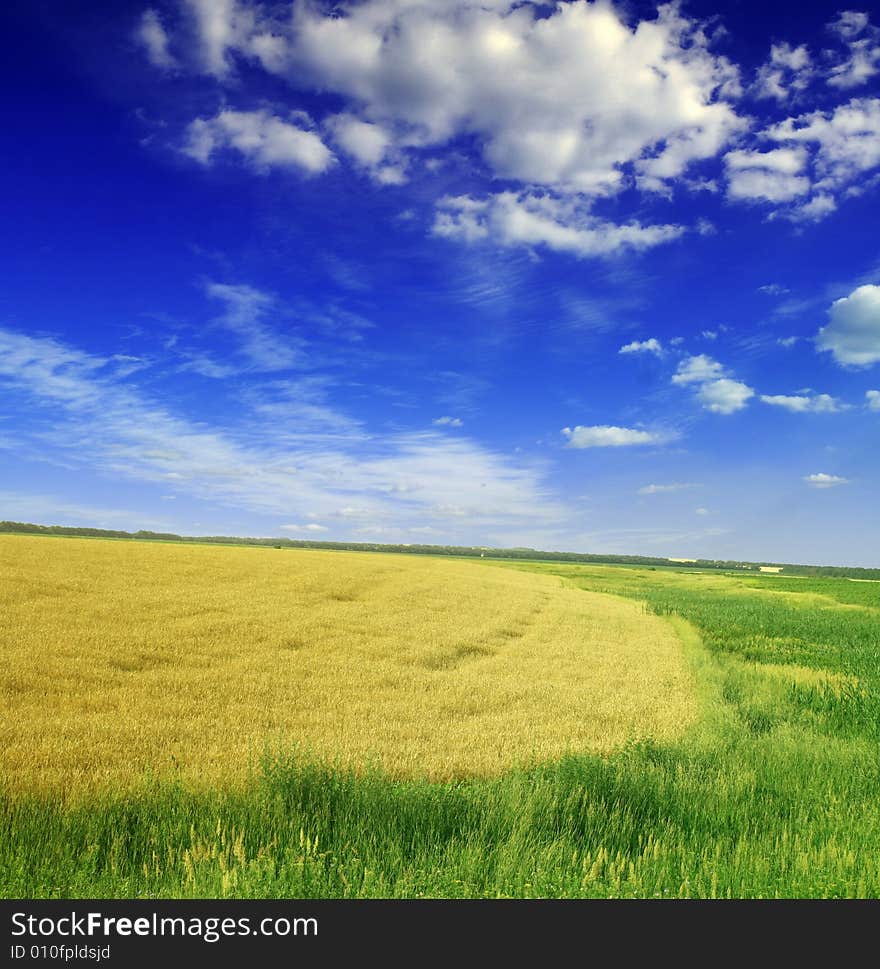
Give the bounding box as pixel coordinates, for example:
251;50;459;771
2;537;879;898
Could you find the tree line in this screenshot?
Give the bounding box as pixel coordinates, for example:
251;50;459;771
2;519;878;579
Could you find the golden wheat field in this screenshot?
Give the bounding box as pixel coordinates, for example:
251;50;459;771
0;535;695;794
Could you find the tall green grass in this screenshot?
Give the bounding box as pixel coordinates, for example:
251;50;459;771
3;563;879;898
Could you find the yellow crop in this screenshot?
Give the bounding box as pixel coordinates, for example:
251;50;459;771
0;535;695;794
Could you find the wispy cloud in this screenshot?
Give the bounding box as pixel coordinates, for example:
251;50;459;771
205;281;306;372
280;522;329;533
0;490;171;530
638;482;700;495
0;326;567;541
758;283;790;296
136;9;177;70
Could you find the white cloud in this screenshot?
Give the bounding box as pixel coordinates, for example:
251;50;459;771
619;338;663;357
698;378;754;414
763;97;880;218
205;281;304;372
777;336;799;347
137;9;176;69
0;326;565;540
727;148;807;175
781;194;838;223
153;0;753;252
816;284;880;366
326;113;389;166
725;147;810;203
804;473;849;488
672;354;725;385
432;196;490;244
562;425;666;448
183;0;255;77
433;192;683;258
830;11;871;40
828;44;880;89
638;483;699;495
0;490;169;530
671;354;753;414
695;507;710;516
758;283;790;296
826;12;880;89
325;113;405;183
183;109;334;175
432;416;463;427
280;523;329;533
754;42;812;102
867;389;880;410
284;1;744;197
760;393;843;413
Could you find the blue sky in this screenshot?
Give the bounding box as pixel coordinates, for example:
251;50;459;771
1;0;879;566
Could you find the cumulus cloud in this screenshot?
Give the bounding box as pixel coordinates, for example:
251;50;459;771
325;113;405;184
137;9;176;69
283;0;744;197
183;109;334;174
433;193;683;258
620;338;663;356
725;147;810;203
804;472;849;488
760;393;843;412
672;354;725;385
137;2;880;243
816;284;880;366
561;425;666;448
831;11;871;40
140;0;756;254
826;11;880;89
432;416;463;427
671;354;754;413
698;378;754;414
785;194;839;222
754;42;812;102
867;389;880;410
280;523;329;532
762;98;880;220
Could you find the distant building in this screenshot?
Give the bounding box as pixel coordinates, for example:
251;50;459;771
759;566;783;574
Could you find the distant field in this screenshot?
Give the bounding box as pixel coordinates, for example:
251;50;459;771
0;534;693;792
2;534;879;898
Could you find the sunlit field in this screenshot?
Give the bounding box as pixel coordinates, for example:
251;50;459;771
0;535;693;791
2;534;880;898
